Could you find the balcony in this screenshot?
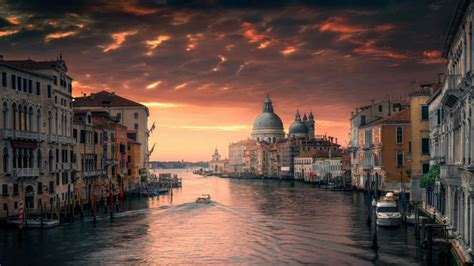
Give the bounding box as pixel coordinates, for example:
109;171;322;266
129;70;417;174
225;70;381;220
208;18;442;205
83;169;106;177
440;165;459;180
15;168;40;178
48;134;75;144
1;129;46;142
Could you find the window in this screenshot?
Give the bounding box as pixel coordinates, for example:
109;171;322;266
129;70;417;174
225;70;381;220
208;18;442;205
73;128;77;139
360;115;366;126
11;75;16;89
396;151;404;167
364;130;372;146
2;147;8;172
47;85;52;98
422;138;430;154
408;141;412;153
13;184;18;195
421;106;429;120
80;130;85;143
437;109;441;125
134;112;138;119
134;123;139;130
37;182;43;194
422;163;430;174
49;181;54;193
17;76;21;91
396;127;403;144
53;76;57;85
36;82;41;95
28;79;32;93
2;184;8;197
378;105;382;112
1;72;6;87
23;78;27;92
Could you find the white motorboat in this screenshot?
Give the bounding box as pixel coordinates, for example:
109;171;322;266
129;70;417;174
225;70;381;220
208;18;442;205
8;218;60;229
196;194;211;204
376;192;401;227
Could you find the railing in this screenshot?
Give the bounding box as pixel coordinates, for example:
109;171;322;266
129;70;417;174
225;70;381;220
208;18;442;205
15;168;40;178
1;129;46;141
83;169;106;177
440;165;459;179
48;134;74;144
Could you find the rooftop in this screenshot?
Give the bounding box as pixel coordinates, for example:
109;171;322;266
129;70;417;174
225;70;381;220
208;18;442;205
74;91;147;109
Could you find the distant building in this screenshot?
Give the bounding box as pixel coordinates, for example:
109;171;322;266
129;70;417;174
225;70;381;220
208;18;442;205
209;148;228;175
251;95;285;143
228;139;257;175
312;158;344;183
294;151;318;181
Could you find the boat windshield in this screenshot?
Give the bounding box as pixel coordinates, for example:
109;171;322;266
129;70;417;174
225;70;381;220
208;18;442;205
377;207;399;213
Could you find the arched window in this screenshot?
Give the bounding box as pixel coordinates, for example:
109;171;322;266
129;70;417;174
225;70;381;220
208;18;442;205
396;151;403;167
55;112;58;135
36;109;41;133
12;149;17;169
3;147;8;172
396;127;403;144
2;102;8;129
22;105;27;130
48;111;52;134
48;150;53;171
12;103;17;130
28;106;33;131
37;149;42;169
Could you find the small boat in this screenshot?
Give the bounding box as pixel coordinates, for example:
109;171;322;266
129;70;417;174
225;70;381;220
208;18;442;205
405;212;428;225
196;194;211;204
8;218;60;229
376;192;401;227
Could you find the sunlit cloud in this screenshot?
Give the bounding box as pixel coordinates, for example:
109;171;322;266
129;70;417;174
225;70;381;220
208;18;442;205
45;31;77;42
281;46;297;56
258;40;272;49
0;29;19;37
117;1;159;16
145;35;171;56
171;13;190;25
101;30;137;52
6;15;20;25
353;40;407;60
141;102;181;108
175;82;188;90
146;80;162;90
186;33;203;51
212;55;227;71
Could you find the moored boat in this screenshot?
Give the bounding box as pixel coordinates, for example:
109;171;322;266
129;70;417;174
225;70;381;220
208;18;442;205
376;192;401;227
8;218;60;229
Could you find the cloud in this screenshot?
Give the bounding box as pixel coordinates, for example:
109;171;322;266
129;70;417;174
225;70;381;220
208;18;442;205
158;124;251;132
146;81;162;90
141;102;181;108
145;35;171;56
353;40;408;60
101;30;137;52
45;31;77;42
281;46;297;56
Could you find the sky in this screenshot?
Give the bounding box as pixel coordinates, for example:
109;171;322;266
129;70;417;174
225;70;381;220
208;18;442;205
0;0;457;161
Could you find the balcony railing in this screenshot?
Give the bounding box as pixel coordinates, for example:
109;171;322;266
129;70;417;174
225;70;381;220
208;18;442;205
48;134;75;144
1;129;46;142
83;169;106;177
440;165;459;179
15;168;40;178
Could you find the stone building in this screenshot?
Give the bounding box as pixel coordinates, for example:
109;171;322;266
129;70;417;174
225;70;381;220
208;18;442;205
0;55;75;219
349;99;407;189
73;91;149;171
427;1;474;262
209;148;228;175
357;109;411;193
228;139;257;175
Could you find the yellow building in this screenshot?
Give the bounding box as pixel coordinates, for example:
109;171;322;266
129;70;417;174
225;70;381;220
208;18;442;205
408;84;434;202
127;140;141;189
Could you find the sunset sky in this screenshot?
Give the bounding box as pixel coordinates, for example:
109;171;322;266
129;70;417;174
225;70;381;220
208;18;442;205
0;0;456;161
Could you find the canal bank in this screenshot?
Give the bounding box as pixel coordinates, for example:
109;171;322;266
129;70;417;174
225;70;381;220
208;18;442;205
1;169;430;265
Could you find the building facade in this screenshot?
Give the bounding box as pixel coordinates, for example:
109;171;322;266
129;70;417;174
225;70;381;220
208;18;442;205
0;56;75;219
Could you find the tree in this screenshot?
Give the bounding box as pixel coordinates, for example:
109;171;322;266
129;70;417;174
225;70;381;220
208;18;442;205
420;164;440;188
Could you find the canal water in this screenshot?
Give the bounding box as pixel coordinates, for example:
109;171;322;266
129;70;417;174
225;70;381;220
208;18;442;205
0;169;424;265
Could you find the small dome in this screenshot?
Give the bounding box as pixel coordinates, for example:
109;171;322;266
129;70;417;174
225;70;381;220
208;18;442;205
289;120;307;134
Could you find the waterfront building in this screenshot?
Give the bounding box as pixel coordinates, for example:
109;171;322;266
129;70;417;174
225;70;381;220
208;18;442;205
427;1;474;262
209;148;228;175
127;139;142;186
73;91;149;171
0;55;75;219
349;99;407;189
357;109;411;193
294;151;318;181
312;158;344;183
228;139;257;175
408;84;436;203
251;95;285;143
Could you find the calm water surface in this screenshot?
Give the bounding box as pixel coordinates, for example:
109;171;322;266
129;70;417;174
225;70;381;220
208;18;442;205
0;169;423;265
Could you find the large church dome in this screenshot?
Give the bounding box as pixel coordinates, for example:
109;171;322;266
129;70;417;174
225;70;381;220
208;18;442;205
251;95;285;143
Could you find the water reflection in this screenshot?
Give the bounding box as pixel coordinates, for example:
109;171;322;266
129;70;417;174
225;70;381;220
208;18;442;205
0;169;423;265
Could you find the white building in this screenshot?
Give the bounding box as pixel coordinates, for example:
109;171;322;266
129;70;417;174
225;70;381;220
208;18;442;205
313;159;344;183
251;95;285;144
428;1;474;263
294;152;317;181
0;55;75;218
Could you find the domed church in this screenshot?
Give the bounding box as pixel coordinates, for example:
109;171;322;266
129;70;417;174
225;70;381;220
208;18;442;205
251;95;285;143
288;110;315;139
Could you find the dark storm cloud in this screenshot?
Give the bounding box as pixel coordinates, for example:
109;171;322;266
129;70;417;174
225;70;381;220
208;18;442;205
0;0;458;128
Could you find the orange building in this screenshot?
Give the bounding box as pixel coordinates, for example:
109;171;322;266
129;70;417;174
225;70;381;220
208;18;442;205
358;109;411;194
